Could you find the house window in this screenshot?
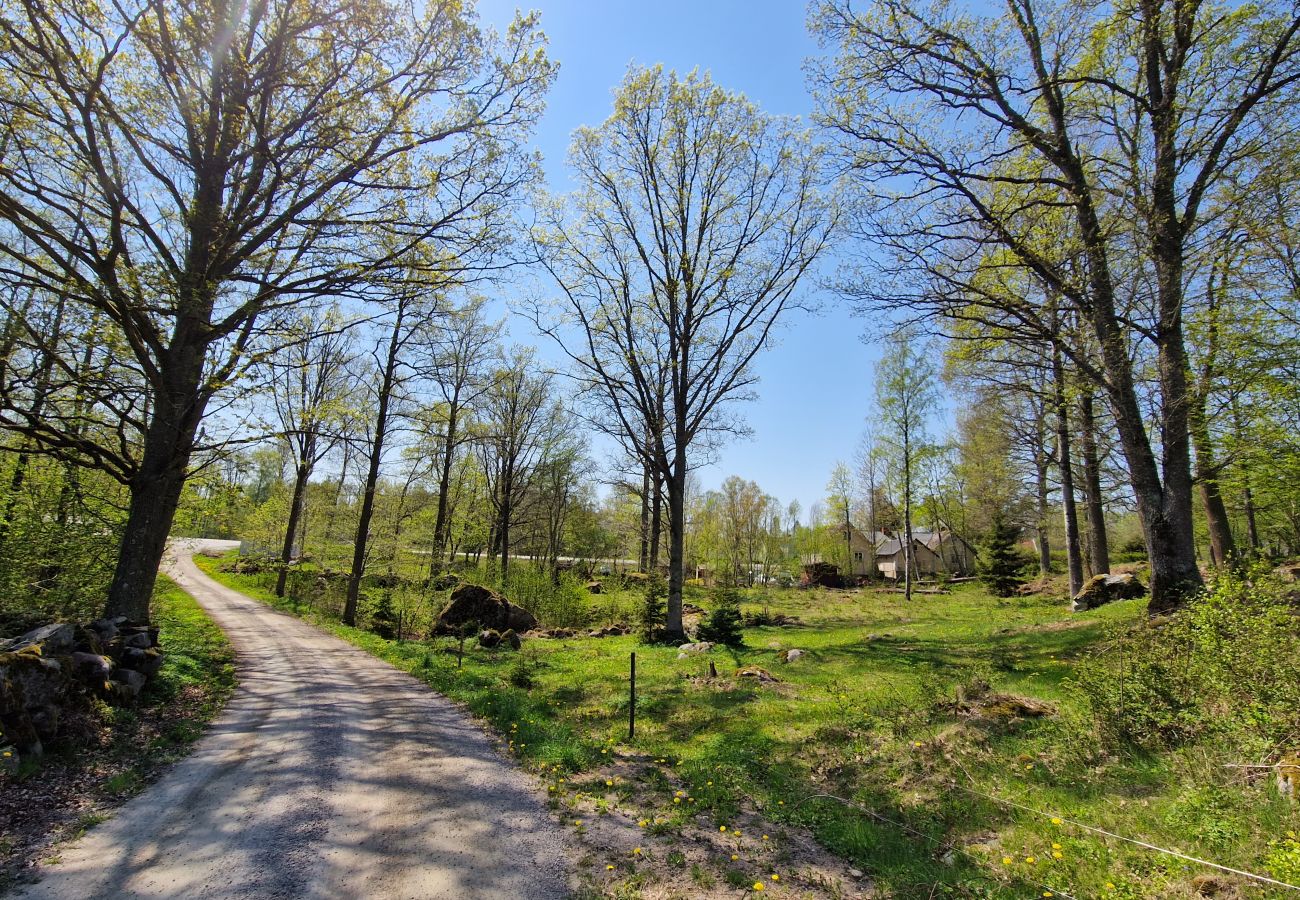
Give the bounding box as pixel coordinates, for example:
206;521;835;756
854;551;862;561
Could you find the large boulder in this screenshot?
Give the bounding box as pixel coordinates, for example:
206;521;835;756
435;584;537;635
1071;572;1147;612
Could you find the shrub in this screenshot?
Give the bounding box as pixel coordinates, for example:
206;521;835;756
696;588;744;647
1074;565;1300;752
369;590;397;640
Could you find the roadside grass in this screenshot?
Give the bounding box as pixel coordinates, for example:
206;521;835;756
0;575;235;890
197;552;1300;899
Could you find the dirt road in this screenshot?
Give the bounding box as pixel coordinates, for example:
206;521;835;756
16;539;572;899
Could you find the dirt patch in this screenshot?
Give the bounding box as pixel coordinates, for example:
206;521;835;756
538;751;876;899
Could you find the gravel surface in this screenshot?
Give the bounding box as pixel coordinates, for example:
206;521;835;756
15;539;573;899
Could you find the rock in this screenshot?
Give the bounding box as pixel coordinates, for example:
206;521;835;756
70;652;113;686
781;648;805;663
120;647;164;678
677;641;714;654
735;665;779;683
3;622;75;654
1071;572;1147;611
586;581;603;594
123;632;153;650
625;572;650;584
111;668;146;701
87;618;119;642
478;629;501;649
501;628;522;651
849;868;865;879
435;584;537;635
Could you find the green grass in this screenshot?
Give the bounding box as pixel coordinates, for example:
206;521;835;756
196;553;1299;899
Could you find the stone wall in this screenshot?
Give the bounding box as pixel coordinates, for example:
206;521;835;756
0;618;164;757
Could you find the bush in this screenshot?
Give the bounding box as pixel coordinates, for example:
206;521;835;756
369;590;397;640
696;588;744;648
1074;565;1300;752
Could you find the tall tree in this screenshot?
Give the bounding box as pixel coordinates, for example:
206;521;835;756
0;0;553;620
533;65;833;639
811;0;1300;612
267;309;354;596
874;329;939;602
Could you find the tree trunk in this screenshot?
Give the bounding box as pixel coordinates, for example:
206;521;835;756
649;473;663;571
105;359;206;620
664;447;687;642
902;425;913;603
344;309;404;626
1243;485;1260;554
1190;414;1236;568
1034;450;1052;577
639;457;651;572
275;458;312;597
430;403;460;571
1052;345;1084;597
1078;392;1110;576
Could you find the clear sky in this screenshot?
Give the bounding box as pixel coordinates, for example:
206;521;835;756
475;0;884;520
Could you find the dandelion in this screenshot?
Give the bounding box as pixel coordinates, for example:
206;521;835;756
762;835;769;841
574;820;583;826
707;780;713;786
1105;883;1116;891
771;874;780;882
1002;857;1013;866
1043;893;1053;898
637;819;648;827
753;883;765;892
1025;856;1035;864
1051;817;1062;825
606;864;615;871
731;854;738;861
633;848;642;856
1052;851;1062;859
720;825;727;832
606;780;614;787
674;797;681;804
1052;843;1061;850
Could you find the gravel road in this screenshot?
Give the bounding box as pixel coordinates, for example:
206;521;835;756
16;539;573;899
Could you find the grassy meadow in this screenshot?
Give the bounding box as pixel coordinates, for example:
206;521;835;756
196;552;1300;899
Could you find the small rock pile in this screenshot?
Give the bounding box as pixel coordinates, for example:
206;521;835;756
1;618;165;756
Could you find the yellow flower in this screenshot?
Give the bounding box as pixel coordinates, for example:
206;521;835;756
606;780;613;787
1002;857;1013;865
731;854;738;861
1051;817;1062;825
574;820;582;826
753;884;765;892
1043;893;1053;898
771;874;780;881
637;819;647;827
606;864;615;871
707;780;713;786
1105;883;1116;890
632;848;642;855
1052;851;1062;859
1025;856;1035;864
762;835;769;841
720;825;727;832
674;797;681;804
1051;843;1061;850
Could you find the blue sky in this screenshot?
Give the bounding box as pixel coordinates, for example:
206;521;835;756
476;0;884;519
